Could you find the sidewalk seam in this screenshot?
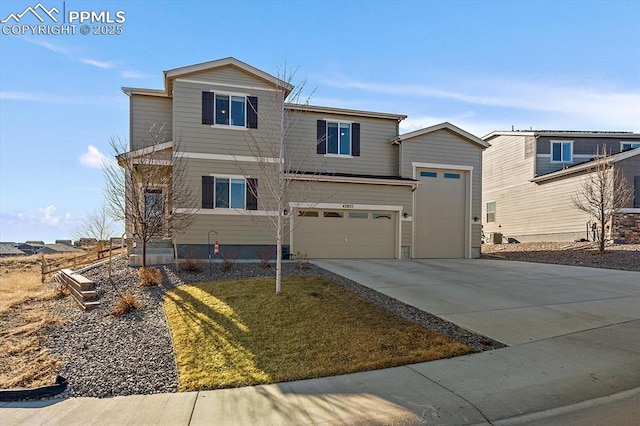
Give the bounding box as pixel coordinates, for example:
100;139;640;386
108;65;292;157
188;391;199;425
405;365;494;425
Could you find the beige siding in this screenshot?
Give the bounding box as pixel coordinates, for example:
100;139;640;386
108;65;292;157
176;214;274;245
288;181;412;212
179;158;275;211
175;65;272;88
482;135;535;237
130;95;172;150
172;75;283;157
487;174;592;242
401;129;484;254
483;136;639;241
285;111;400;176
483;135;593;241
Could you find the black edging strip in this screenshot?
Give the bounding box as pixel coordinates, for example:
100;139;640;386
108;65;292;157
0;376;68;401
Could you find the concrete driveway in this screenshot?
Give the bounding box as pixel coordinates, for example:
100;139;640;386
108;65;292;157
313;258;640;345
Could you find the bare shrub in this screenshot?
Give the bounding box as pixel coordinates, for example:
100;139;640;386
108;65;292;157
220;249;238;273
139;267;163;287
293;252;309;270
256;247;274;268
180;248;204;273
51;282;70;299
111;290;141;316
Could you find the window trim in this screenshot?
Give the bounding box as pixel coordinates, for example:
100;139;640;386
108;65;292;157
325;121;352;156
620;141;640;152
486;201;496;223
316;119;360;157
550;140;574;163
203;175;250;210
202;90;252;130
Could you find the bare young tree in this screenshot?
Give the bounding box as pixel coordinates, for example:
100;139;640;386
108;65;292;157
571;146;634;252
238;65;319;294
73;204;116;251
103;124;198;268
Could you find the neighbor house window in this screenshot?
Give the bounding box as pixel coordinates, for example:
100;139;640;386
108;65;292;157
486;201;496;223
621;142;640;152
551;141;573;162
316;120;360;156
201;176;257;210
202;92;257;128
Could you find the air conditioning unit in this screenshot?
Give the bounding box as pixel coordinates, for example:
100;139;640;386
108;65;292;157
490;232;503;244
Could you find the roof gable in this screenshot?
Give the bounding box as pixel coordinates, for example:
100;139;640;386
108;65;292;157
395;122;489;149
164;57;293;96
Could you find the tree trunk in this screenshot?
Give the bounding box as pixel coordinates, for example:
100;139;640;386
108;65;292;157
276;214;282;295
142;240;147;269
599;206;606;253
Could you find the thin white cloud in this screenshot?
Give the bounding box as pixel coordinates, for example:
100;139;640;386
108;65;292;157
80;58;116;69
39;205;60;226
21;37;118;70
79;145;109;168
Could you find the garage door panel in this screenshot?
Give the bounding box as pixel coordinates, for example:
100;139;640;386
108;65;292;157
294;210;396;259
414;168;467;258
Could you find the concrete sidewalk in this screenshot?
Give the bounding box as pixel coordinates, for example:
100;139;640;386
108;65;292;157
2;259;639;425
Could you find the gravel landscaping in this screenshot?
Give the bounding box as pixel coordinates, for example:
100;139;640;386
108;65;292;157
45;257;505;399
482;242;640;272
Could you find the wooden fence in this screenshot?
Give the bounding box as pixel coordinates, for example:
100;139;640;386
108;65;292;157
41;240;125;282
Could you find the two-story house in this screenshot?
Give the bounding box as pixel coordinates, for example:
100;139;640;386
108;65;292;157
482;130;640;243
121;57;489;264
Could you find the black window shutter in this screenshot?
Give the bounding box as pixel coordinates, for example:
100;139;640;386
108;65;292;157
246;178;258;210
352;122;361;156
317;120;327;154
247;96;258;128
202;92;215;125
202;176;215;208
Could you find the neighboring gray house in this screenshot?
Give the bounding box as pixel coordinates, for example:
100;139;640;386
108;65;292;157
482;130;640;243
122;57;488;262
0;242;25;257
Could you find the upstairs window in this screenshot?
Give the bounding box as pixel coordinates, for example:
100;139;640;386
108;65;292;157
202;92;257;128
202;176;258;210
621;142;640;152
317;120;360;156
551;141;573;162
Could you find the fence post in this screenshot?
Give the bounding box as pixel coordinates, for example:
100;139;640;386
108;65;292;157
40;253;46;283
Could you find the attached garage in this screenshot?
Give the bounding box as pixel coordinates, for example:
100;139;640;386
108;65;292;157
396;123;489;259
292;208;399;259
413;167;469;258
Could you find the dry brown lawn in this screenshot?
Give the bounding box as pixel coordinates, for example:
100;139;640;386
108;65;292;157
0;255;72;389
164;276;472;392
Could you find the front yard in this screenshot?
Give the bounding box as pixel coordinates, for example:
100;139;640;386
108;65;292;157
163;276;472;392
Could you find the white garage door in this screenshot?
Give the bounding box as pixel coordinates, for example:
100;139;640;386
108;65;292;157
414;168;467;258
293;209;397;259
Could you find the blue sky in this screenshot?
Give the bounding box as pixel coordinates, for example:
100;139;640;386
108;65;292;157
1;0;638;243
